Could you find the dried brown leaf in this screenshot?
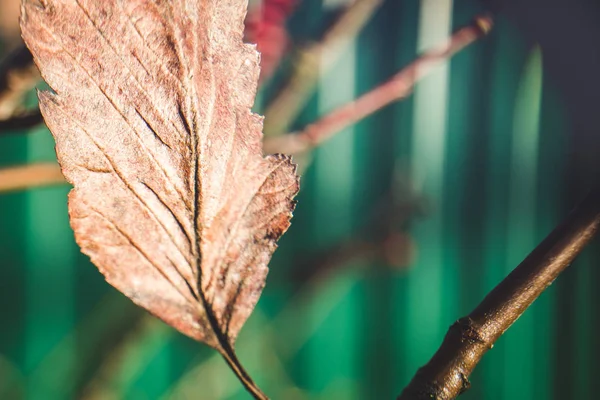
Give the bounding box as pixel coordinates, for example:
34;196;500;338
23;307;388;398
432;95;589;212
21;0;298;397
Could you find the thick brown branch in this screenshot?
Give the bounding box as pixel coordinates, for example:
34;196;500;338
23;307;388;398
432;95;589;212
397;184;600;400
264;15;492;155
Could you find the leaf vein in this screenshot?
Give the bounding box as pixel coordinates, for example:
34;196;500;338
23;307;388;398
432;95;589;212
204;158;287;294
89;208;195;304
38;18;192;213
51;103;194;281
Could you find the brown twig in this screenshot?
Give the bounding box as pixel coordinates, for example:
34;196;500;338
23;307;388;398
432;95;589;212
0;45;40;127
0;110;43;132
264;14;493;155
0;163;65;193
397;184;600;399
263;0;384;136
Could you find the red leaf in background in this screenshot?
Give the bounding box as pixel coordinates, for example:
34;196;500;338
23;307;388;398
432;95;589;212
245;0;298;83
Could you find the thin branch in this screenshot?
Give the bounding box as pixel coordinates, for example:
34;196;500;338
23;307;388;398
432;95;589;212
0;45;35;101
293;170;426;282
0;354;24;399
397;184;600;400
27;293;142;398
0;163;65;193
264;14;493;155
0;45;39;121
263;0;384;136
0;110;43;132
80;316;170;400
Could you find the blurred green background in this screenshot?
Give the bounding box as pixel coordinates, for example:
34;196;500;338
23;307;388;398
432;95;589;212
1;0;598;399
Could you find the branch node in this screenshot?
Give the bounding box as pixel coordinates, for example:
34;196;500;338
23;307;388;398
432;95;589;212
454;317;485;345
458;372;471;394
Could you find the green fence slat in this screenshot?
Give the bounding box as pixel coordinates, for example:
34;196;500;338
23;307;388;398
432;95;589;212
304;0;360;392
502;47;543;400
403;0;453;382
481;19;528;400
25;129;75;400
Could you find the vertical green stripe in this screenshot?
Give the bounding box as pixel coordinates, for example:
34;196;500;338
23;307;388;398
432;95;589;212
107;322;172;398
573;253;591;399
0;123;28;399
313;48;356;247
305;0;358;391
482;23;527;400
131;336;172;399
533;58;566;400
405;0;452;377
391;1;418;389
25;129;75;399
503;47;543;400
446;9;491;397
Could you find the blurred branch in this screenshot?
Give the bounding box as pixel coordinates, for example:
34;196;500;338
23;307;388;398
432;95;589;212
263;0;384;136
0;45;41;133
0;45;36;116
0;110;43;132
293;169;427;283
0;354;25;399
80;317;172;400
0;163;65;193
264;14;493;155
397;184;600;399
28;293;142;398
